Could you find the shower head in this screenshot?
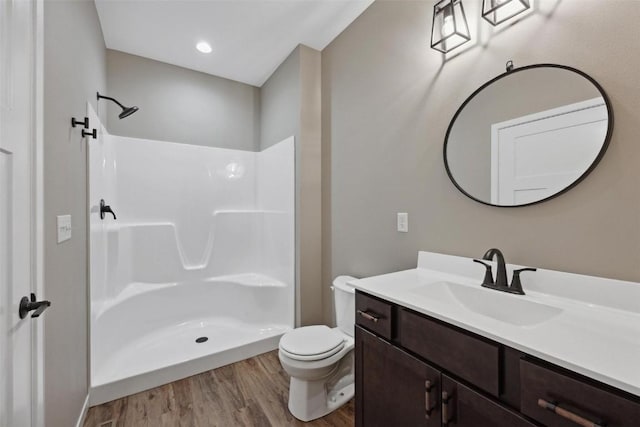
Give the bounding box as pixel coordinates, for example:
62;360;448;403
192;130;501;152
119;106;139;119
97;92;139;120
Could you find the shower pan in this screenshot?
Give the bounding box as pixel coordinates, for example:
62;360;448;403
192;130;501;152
87;105;295;404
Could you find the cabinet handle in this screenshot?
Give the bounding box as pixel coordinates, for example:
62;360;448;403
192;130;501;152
538;399;605;427
442;391;452;426
357;310;379;323
425;380;435;418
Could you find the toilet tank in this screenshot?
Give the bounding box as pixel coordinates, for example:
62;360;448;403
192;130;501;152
333;276;357;337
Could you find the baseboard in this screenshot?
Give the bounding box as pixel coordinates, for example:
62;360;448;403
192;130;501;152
75;393;90;427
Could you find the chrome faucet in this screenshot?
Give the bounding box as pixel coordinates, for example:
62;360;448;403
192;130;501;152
473;248;535;295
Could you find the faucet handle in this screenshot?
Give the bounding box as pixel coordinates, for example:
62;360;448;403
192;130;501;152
509;268;537;295
100;199;117;220
473;259;494;286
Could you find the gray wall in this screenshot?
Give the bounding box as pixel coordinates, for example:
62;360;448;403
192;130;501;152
107;50;260;150
43;1;107;426
322;0;640;323
261;48;301;150
261;45;324;326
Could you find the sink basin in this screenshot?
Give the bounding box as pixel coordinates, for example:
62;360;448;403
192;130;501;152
410;281;563;327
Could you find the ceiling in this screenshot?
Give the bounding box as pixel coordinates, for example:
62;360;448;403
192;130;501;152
95;0;374;87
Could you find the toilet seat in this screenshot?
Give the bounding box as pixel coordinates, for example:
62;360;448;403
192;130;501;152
279;325;345;361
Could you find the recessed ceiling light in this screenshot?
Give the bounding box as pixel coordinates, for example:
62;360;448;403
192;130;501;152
196;41;212;54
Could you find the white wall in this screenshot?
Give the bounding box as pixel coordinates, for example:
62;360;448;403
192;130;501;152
112;137;257;267
258;139;296;288
89;126;295;327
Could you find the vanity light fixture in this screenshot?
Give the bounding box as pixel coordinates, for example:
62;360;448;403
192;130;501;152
482;0;530;26
430;0;471;53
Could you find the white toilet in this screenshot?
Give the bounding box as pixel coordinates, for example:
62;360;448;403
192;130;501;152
278;275;357;422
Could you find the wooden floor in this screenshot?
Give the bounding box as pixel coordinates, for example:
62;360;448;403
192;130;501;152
84;350;354;427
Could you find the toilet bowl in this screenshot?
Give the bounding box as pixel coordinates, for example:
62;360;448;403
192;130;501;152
278;276;357;422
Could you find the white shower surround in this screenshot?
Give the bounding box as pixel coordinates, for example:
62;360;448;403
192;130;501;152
88;105;294;405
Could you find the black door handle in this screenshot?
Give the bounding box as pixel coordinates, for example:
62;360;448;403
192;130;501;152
100;199;117;220
19;293;51;319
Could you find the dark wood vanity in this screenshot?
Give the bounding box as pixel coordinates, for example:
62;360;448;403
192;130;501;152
355;291;640;427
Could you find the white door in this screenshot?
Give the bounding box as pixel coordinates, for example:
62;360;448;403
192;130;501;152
491;98;608;205
0;0;43;426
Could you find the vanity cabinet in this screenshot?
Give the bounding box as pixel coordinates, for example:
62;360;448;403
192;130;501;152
355;291;393;340
398;308;500;396
355;326;537;427
355;290;640;427
442;376;537;427
520;360;640;427
355;326;441;427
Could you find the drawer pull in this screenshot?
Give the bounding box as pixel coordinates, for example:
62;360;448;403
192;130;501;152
357;310;379;323
538;399;605;427
442;391;452;426
425;380;435;418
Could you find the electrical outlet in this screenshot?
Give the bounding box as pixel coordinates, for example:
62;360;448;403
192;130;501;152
57;215;72;243
397;212;408;233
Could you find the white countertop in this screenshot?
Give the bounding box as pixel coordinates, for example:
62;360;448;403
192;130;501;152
350;251;640;397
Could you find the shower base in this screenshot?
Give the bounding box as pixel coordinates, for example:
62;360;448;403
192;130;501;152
90;318;290;405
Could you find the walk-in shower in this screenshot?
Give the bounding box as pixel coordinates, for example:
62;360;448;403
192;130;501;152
87;105;295;404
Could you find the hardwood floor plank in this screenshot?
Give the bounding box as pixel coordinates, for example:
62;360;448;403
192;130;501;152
84;396;127;427
234;356;292;426
171;378;196;427
84;350;354;427
233;398;271;427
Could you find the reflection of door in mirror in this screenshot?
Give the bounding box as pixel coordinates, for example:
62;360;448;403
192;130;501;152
490;97;607;205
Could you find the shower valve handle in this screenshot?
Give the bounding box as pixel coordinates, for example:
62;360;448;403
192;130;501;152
100;199;117;220
19;293;51;319
82;128;97;139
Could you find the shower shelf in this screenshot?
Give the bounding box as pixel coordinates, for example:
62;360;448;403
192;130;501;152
94;273;287;319
206;273;287;288
212;209;288;215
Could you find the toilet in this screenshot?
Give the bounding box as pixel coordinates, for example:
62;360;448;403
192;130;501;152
278;275;357;422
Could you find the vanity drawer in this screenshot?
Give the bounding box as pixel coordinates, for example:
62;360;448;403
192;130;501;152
355;291;393;340
398;308;500;396
521;359;640;427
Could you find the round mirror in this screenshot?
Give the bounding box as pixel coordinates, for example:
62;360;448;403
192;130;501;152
444;64;613;207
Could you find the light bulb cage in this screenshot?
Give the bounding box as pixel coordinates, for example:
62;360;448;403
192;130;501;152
481;0;531;26
431;0;471;54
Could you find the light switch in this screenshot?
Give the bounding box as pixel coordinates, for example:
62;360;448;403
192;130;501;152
57;215;72;243
397;212;408;233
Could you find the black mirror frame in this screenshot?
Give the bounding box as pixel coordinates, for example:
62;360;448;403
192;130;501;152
443;63;614;208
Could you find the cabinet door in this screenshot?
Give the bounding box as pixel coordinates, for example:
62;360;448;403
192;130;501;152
355;326;441;427
521;359;640;427
441;376;537;427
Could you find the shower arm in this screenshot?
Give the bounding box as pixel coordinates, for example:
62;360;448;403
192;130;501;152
97;92;126;109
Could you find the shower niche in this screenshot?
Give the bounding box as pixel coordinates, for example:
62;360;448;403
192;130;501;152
87;104;295;404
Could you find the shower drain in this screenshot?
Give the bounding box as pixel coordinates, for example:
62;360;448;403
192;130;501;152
195;336;209;343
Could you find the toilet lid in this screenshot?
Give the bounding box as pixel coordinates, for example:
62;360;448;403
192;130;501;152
279;325;345;361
